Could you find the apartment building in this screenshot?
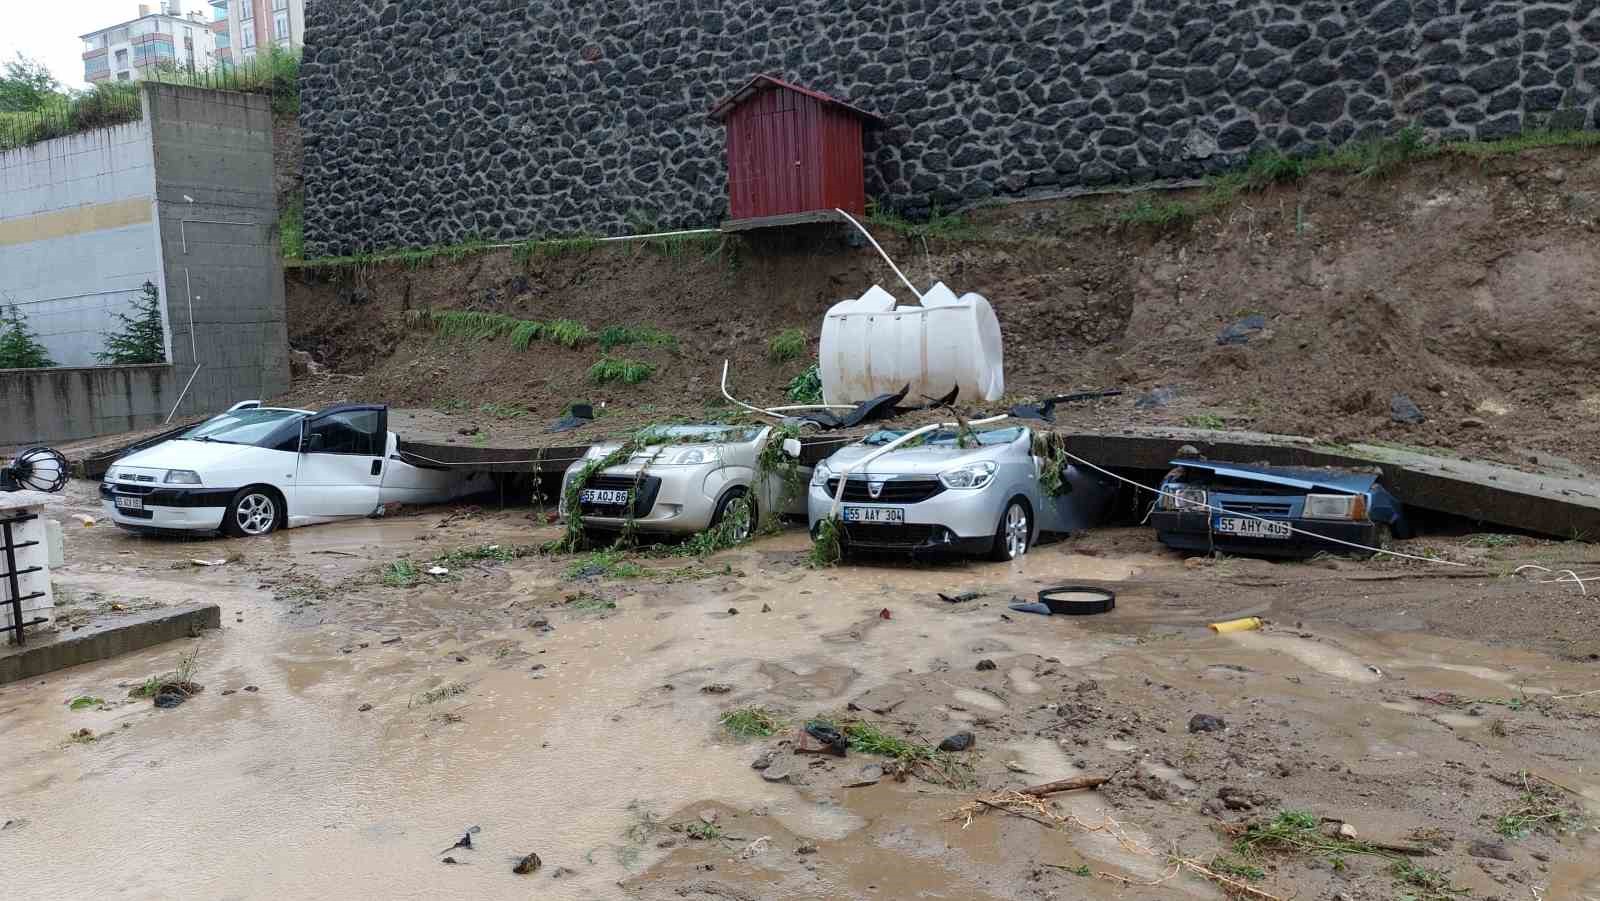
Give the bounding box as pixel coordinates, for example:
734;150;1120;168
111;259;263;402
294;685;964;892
208;0;305;66
82;2;217;84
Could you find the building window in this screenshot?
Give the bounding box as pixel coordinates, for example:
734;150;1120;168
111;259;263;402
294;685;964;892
241;27;255;49
241;1;252;20
274;12;289;40
115;48;129;67
117;72;131;81
273;0;287;9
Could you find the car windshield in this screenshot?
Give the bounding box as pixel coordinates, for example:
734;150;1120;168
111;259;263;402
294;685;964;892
863;426;1024;448
637;425;762;445
180;409;305;446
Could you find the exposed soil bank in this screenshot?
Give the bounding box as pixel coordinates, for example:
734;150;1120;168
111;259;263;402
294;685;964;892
285;144;1600;473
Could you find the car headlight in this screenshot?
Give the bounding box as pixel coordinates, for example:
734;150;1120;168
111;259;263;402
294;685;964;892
164;469;202;485
663;447;709;465
1160;485;1208;512
1303;493;1367;521
104;466;120;482
811;462;831;487
583;446;610;460
939;460;997;490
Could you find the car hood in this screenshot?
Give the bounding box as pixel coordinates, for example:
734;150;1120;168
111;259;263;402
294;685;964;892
1174;460;1380;495
823;442;1004;475
115;439;259;473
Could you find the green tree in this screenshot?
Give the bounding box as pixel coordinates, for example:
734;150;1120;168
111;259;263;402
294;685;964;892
96;282;167;364
0;305;56;369
0;53;60;113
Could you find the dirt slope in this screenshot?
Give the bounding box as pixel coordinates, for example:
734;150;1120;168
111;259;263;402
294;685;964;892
282;144;1600;472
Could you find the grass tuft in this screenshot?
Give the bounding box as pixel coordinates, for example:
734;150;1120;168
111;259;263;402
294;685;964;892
767;328;807;363
1493;775;1585;838
564;549;645;580
589;356;655;385
809;516;843;567
720;706;783;738
1183;413;1227;429
412;682;469;707
866;201;980;240
434;543;535;566
1389;859;1469;899
381;559;420;588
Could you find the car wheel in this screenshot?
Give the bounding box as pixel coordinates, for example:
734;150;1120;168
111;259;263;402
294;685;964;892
710;487;757;543
224;488;280;537
989;498;1032;561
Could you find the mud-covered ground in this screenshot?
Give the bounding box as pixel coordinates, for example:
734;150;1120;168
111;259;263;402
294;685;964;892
3;483;1599;900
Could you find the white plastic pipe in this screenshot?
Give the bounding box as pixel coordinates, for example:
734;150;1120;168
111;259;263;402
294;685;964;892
834;208;923;300
720;360;855;418
827;414;1008;518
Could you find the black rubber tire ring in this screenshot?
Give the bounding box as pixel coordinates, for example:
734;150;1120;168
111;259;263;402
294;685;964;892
1037;586;1116;615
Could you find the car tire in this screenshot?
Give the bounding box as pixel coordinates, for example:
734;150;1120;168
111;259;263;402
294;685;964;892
988;497;1033;562
710;487;757;543
223;487;281;537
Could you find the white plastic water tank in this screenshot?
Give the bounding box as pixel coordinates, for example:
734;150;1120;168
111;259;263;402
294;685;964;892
819;282;1005;405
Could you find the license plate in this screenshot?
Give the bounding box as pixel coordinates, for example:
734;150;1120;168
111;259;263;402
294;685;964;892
114;496;144;511
1214;516;1290;539
580;488;630;506
843;506;904;525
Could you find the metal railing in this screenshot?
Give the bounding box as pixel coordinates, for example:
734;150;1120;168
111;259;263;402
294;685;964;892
0;513;47;646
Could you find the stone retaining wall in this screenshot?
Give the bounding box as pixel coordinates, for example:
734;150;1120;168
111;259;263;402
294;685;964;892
301;0;1600;256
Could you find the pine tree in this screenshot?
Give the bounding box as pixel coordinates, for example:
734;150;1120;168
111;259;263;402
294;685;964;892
96;281;166;364
0;304;56;369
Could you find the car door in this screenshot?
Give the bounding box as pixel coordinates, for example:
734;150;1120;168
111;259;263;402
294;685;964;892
292;405;387;520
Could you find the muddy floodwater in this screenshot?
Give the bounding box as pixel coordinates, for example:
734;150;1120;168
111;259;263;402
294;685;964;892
4;483;1600;900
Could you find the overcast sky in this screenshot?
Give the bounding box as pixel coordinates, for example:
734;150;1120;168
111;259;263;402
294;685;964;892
0;1;175;91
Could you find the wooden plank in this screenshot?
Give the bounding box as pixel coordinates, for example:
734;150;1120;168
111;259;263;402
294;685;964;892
720;209;845;231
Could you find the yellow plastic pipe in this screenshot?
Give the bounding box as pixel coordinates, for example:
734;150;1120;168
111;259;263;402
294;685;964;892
1209;617;1263;634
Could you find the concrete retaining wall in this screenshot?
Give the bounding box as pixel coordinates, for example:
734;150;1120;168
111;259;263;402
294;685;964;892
301;0;1600;256
0;364;176;446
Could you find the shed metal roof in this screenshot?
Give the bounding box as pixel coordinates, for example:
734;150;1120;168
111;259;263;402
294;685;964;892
709;74;884;124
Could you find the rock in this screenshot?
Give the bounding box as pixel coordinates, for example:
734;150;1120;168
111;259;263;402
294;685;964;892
1273;760;1295;777
1134;386;1177;409
796;843;818;855
441;856;459;865
698;809;719;825
759;759;793;782
358;703;374;712
220;689;236;696
513;851;542;874
700;683;733;694
243;685;259;693
846;764;884;787
1338;822;1359;839
727;607;739;615
1188;713;1227;733
938;731;975;752
1469;839;1514;861
1391;393;1426;424
1201;798;1225;816
751;749;778;770
1459;417;1486;428
153;692;186;709
761;603;772;613
1217;313;1267;345
976;659;997;671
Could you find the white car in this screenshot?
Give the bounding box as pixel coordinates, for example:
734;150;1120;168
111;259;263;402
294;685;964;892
807;425;1117;560
100;402;489;536
560;424;809;539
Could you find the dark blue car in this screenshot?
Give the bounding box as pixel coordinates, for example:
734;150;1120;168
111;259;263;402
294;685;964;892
1150;459;1409;559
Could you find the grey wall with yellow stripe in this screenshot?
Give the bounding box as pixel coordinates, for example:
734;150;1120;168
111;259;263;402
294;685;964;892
0;84;287;446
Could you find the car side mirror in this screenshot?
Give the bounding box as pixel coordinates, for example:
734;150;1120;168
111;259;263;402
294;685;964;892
781;438;802;459
303;432;324;453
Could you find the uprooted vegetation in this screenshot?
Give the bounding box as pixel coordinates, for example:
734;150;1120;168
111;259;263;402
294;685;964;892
128;646;204;703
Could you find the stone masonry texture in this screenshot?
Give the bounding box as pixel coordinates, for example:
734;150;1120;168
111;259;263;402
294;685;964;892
301;0;1600;257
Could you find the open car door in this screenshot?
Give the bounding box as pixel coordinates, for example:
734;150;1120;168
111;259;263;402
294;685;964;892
292;404;387;521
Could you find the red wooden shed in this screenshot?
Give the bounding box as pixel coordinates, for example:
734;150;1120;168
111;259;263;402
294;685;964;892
710;74;884;230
